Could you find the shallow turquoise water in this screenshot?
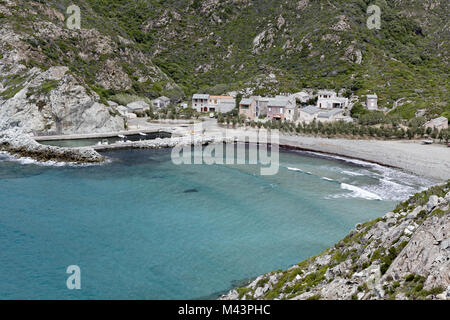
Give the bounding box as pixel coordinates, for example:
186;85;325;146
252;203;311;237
0;146;434;299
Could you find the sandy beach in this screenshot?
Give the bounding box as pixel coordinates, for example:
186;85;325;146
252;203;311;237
195;120;450;181
276;135;450;181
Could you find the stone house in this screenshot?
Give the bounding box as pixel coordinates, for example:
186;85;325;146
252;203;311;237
298;105;321;124
267;98;292;121
239;98;254;119
239;96;270;120
208;96;235;113
152;96;171;109
424;117;448;131
317;90;348;109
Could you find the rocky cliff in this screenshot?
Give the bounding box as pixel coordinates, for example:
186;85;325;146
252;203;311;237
221;182;450;300
0;0;180;136
1;0;449;124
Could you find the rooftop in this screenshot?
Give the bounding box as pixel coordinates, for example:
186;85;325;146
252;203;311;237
210;95;233;99
127;101;149;110
193;94;210;100
240;98;253;105
154;96;170;102
317;108;344;118
318;90;336;95
268;99;289;107
300;105;321;115
426;116;448;123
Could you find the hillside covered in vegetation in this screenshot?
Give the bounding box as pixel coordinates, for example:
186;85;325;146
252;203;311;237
0;0;449;124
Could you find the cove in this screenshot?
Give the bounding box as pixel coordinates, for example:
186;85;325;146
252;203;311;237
0;146;435;299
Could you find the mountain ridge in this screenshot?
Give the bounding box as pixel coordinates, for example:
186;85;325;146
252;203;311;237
0;0;449;136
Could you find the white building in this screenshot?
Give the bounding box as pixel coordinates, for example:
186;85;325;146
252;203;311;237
298;107;352;124
366;94;378;110
317;90;348;109
192;94;236;113
208;96;236;113
152;96;171;109
298;105;321;124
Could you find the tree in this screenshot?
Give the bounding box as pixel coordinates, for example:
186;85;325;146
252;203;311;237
350;103;367;118
407;128;414;139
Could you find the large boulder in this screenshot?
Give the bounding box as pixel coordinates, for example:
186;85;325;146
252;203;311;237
427;195;439;212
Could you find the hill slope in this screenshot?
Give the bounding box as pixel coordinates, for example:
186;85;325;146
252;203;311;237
0;0;449;135
0;0;180;134
87;0;449;117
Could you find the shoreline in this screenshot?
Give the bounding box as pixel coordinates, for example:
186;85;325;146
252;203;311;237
225;128;449;181
276;134;449;181
278;144;400;170
2;124;449;181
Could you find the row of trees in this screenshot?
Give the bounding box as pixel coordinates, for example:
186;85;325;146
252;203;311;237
218;115;449;143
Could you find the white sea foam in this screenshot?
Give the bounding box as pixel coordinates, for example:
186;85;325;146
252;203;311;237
340;183;382;200
300;150;436;201
287;167;313;175
342;170;365;177
302;151;377;168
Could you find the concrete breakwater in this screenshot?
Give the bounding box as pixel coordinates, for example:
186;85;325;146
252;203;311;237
0;129;229;164
0;129;104;163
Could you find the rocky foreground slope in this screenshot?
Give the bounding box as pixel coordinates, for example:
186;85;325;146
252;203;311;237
0;0;180;136
221;183;450;300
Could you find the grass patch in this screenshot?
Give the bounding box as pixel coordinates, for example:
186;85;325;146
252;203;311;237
109;93;152;106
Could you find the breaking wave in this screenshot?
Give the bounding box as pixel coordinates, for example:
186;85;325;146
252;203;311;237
340;183;382;200
285;151;436;202
287;167;313;175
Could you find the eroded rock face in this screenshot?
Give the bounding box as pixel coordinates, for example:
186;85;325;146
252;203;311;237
385;211;449;289
0;66;124;135
0;1;179;136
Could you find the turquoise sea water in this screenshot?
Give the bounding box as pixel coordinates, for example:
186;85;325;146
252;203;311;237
0;146;434;299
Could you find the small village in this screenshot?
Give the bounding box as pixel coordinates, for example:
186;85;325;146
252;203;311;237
192;90;355;124
108;89;449;145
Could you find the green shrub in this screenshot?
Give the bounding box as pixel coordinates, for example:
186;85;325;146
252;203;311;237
110;93;152;106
